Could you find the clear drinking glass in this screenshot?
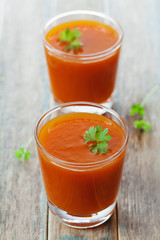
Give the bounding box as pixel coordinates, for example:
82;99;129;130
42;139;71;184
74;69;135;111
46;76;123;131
35;102;128;228
42;11;123;107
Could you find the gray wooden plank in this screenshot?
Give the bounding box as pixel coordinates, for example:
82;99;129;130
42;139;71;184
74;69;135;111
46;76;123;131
48;209;118;240
106;0;160;239
0;0;5;40
55;0;103;14
0;0;49;239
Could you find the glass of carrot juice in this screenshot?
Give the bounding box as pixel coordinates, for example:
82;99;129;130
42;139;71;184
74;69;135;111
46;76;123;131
35;102;128;228
42;11;123;107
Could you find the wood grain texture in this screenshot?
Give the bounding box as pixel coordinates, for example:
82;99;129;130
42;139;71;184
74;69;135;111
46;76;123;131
48;209;117;240
109;0;160;239
0;0;48;239
54;0;103;14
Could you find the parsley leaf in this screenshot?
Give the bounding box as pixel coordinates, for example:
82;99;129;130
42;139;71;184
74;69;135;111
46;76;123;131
24;152;31;161
83;125;112;154
129;85;159;131
14;147;25;159
83;126;97;142
130;104;146;117
14;137;33;161
59;28;82;51
89;142;109;154
134;120;151;131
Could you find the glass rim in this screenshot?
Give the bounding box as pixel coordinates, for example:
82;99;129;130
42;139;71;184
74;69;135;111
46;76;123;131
34;102;129;167
41;10;123;60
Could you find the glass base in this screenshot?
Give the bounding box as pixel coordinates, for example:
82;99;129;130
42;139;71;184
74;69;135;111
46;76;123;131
101;95;113;108
52;97;114;110
53;94;114;109
48;200;116;229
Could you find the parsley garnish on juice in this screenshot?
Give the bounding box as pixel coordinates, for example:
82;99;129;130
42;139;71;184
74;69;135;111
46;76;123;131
83;125;112;154
129;85;158;131
58;28;82;51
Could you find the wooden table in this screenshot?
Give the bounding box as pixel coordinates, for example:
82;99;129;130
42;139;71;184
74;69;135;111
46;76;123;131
0;0;160;239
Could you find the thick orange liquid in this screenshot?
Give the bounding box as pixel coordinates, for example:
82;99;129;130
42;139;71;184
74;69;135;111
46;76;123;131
44;20;121;103
38;113;127;214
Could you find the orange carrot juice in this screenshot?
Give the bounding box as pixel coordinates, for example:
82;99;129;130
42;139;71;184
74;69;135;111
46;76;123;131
35;103;128;228
42;11;123;106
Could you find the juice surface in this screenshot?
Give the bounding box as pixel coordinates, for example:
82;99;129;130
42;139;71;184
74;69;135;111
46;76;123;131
38;113;127;214
46;20;119;55
39;112;125;163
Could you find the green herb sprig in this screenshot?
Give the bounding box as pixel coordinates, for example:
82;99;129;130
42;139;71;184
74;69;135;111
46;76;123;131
59;28;82;51
83;125;112;154
14;137;33;161
130;85;158;131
